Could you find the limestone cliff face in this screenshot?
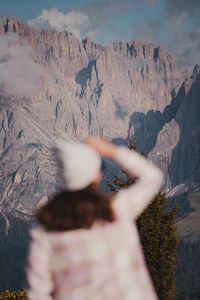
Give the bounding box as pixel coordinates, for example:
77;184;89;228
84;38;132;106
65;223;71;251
0;17;198;221
148;66;200;195
168;66;200;193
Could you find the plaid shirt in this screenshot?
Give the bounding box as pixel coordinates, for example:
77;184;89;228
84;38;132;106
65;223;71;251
26;146;164;300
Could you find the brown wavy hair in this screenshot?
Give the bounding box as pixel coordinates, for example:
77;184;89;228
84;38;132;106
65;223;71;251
37;186;116;231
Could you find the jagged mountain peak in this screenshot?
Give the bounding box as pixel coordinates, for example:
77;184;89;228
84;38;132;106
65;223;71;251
0;14;196;216
106;40;174;64
0;16;80;40
0;16;176;66
82;36;93;44
82;37;105;60
0;16;33;34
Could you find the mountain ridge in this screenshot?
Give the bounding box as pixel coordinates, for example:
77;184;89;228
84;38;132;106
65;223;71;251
0;16;199;218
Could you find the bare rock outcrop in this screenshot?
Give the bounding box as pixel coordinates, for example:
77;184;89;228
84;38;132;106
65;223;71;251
0;17;198;220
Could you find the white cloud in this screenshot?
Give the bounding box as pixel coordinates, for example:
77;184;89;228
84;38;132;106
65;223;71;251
166;13;200;68
131;10;200;69
0;34;52;98
86;29;100;40
28;8;91;40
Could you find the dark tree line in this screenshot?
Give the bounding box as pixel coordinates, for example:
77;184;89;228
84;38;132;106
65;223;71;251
177;240;200;299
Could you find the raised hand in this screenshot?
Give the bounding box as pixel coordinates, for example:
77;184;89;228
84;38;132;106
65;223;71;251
84;136;118;158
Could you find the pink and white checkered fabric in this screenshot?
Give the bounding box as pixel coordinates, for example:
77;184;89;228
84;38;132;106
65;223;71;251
26;146;164;300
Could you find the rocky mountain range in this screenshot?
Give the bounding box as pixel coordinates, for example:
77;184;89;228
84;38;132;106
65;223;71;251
0;17;200;224
0;16;200;292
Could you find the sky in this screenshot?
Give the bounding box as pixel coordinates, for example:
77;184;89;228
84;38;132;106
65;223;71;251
0;0;200;68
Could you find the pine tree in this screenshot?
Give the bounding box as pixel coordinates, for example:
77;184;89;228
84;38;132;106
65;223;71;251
107;139;177;300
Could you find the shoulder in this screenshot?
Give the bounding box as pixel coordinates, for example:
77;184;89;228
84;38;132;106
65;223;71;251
30;223;46;234
29;224;49;243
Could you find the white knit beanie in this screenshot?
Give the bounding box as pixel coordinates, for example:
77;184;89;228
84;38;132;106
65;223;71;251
54;139;102;191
